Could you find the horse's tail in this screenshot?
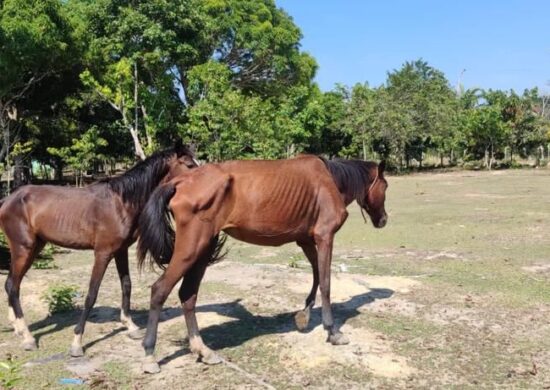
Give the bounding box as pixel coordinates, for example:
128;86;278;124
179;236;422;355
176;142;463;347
207;233;228;267
137;183;177;270
137;182;229;271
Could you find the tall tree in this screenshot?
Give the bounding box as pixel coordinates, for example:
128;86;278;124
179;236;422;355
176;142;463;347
0;0;77;188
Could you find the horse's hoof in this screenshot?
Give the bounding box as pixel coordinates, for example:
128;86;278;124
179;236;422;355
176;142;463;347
201;351;223;365
22;339;37;351
328;332;350;346
294;310;310;331
127;328;146;340
142;360;161;374
69;345;84;357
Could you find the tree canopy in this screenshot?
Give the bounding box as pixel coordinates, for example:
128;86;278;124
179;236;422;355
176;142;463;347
1;0;549;191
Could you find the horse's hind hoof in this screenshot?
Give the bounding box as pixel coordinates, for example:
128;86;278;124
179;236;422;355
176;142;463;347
69;345;84;357
328;332;350;346
142;356;161;374
201;351;223;365
294;310;310;331
22;339;37;351
127;328;146;340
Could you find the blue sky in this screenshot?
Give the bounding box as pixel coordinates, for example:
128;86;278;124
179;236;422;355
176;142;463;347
276;1;550;94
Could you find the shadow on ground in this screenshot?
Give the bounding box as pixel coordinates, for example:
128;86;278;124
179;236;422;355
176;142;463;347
159;288;393;366
2;288;392;363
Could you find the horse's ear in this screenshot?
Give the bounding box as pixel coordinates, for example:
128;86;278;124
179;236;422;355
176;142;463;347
378;160;386;177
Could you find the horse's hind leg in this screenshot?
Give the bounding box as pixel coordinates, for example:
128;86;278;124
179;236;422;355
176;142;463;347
315;234;349;346
142;225;215;374
295;241;319;331
70;251;111;357
5;238;45;351
114;249;142;339
179;239;222;365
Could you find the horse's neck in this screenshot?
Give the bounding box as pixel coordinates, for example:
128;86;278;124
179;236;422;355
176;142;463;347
107;163;168;213
330;161;372;206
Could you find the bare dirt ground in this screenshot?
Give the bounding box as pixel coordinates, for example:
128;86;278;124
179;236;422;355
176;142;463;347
1;168;549;389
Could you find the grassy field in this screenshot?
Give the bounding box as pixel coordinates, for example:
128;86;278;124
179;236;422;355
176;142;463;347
1;168;549;389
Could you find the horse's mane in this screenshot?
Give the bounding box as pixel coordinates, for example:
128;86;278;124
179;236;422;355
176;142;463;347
98;147;181;208
319;157;377;203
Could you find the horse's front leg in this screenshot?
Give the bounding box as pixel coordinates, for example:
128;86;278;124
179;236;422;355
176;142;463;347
315;234;349;345
295;241;319;331
70;251;111;357
114;249;142;339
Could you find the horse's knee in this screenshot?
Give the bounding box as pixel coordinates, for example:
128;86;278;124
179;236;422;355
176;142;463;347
150;280;170;308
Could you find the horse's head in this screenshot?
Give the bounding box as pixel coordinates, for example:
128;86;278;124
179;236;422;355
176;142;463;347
360;161;388;228
164;139;199;181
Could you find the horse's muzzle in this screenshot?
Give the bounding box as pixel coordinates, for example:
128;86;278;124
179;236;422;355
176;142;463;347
375;215;388;228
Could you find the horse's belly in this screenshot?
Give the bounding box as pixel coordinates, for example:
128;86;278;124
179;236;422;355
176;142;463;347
39;229;95;250
223;226;306;247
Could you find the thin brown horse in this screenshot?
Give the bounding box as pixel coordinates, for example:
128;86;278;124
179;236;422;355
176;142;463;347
136;155;388;373
0;140;197;356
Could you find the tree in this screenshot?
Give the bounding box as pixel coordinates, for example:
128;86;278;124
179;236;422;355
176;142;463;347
309;86;349;157
0;0;76;188
47;127;107;186
386;59;457;167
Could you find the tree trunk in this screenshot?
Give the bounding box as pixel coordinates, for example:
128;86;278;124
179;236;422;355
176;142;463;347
54;159;64;182
13;154;27;188
362;138;367;161
488;144;495;170
128;125;146;160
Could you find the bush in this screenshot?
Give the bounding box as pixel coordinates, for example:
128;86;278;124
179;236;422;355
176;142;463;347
461;160;483;170
0;355;21;389
288;254;302;269
32;244;60;269
42;284;79;314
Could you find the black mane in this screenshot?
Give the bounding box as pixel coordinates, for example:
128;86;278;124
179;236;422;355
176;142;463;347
319;157;377;203
99;147;180;209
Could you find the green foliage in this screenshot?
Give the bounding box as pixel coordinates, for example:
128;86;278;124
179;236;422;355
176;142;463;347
42;284;79;314
32;244;59;269
0;0;75;97
0;0;548;173
287;254;301;269
47;126;107;184
0;355;21;389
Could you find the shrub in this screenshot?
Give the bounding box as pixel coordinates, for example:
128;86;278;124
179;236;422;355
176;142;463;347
288;254;301;269
32;244;59;269
0;355;21;389
42;284;79;314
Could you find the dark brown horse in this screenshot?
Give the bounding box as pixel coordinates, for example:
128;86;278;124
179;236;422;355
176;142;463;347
0;141;197;356
136;155;388;373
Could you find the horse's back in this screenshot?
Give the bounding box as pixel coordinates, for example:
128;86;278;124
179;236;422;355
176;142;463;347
207;156;345;245
0;184;123;249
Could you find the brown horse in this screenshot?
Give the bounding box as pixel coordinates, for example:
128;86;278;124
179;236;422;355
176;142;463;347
136;155;388;373
0;140;197;356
